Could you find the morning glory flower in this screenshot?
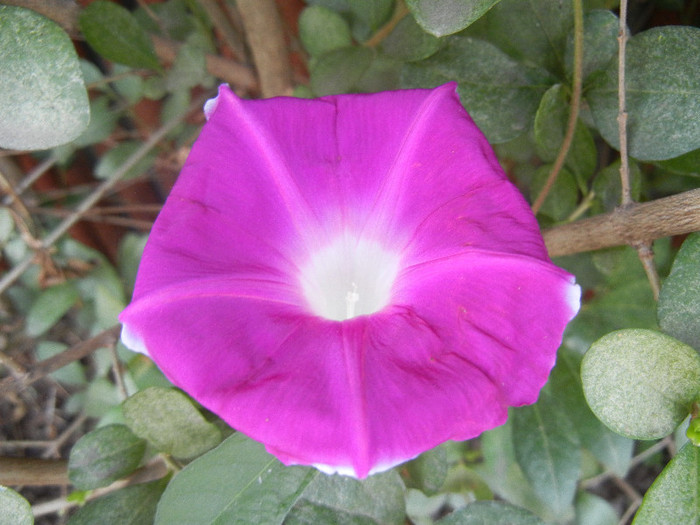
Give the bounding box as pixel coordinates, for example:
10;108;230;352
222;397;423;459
119;83;580;478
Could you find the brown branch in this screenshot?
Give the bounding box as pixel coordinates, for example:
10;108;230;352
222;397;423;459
0;458;69;486
544;188;700;257
236;0;293;97
0;325;121;396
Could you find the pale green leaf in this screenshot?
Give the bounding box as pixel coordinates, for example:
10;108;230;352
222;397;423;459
575;492;618;525
406;0;502;37
381;15;441;62
0;486;32;525
581;329;700;440
0;6;89;150
154;433;317;525
632;443;700;524
588;26;700;161
122;387;221;459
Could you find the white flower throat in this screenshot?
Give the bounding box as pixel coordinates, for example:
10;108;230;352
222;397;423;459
300;236;400;321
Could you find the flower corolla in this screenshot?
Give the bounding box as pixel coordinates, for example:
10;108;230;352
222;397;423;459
120;83;580;478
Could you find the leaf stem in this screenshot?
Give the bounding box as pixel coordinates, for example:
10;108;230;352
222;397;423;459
531;0;584;215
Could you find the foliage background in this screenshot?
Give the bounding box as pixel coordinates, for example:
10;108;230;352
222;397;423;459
0;0;699;523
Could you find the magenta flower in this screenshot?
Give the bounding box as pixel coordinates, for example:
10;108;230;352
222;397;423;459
119;83;580;478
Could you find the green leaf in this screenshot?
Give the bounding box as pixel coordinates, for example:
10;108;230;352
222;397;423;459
286;470;406;524
68;478;167;525
474;422;550;518
122;387;221;459
511;388;580;517
564;9;618;85
72;96;120;148
299;6;353;57
404;445;448;495
0;6;89;150
530;166;579;222
587;26;700;161
0;486;32;525
381;15;441;62
581;329;700;440
68;424;146;490
552;348;633;476
79;0;160;70
632;443;700;524
25;282;79;337
575;492;618;525
658;233;700;351
165;39;209;91
590;160;642;214
401;36;553;143
482;0;573;75
656;148;700;177
347;0;394;35
357;54;402;93
154;433;317;525
406;0;502;37
95;141;157;181
436;501;545;524
310;46;374;95
533;84;596;189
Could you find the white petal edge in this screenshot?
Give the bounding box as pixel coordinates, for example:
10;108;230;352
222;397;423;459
120;323;150;356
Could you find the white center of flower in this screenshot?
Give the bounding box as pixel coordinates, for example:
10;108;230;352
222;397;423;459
300;236;401;321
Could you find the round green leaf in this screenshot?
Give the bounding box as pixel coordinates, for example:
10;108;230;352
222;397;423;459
406;0;502;37
588;26;700;161
122;387;221;459
0;6;89;150
581;329;700;440
0;486;32;525
632;443;700;524
658;232;700;351
79;1;160;70
299;6;353;57
68;424;146;490
310;46;373;95
155;433;317;525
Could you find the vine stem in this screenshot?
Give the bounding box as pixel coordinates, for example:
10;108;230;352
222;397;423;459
531;0;584;214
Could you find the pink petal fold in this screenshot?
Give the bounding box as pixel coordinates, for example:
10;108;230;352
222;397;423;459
120;83;580;478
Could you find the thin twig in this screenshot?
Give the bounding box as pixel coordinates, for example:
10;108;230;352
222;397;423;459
364;1;410;48
531;0;584;214
616;0;661;300
200;0;247;60
617;0;632;208
0;325;121;395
